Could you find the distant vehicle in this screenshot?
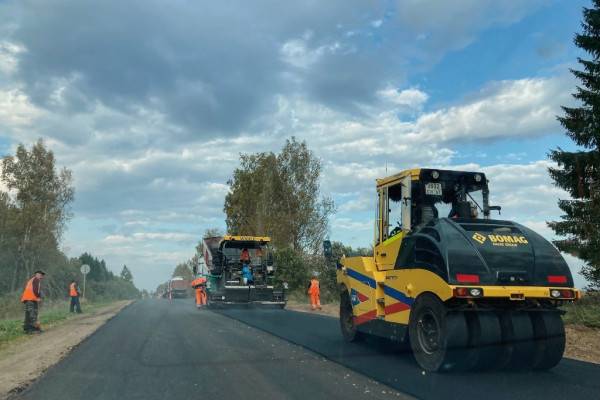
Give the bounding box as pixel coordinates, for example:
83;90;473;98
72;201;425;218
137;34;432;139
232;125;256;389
168;276;190;299
203;235;286;307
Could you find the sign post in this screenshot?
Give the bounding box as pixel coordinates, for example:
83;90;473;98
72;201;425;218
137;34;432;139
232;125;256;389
80;264;90;300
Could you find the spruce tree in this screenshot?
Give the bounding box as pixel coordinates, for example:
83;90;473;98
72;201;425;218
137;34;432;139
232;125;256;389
549;1;600;290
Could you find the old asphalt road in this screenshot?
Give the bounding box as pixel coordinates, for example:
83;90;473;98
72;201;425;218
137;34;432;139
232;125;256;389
16;300;600;400
15;299;408;400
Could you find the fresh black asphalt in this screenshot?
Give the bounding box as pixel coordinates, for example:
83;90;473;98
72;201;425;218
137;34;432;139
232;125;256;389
15;300;407;400
218;307;600;400
14;299;600;400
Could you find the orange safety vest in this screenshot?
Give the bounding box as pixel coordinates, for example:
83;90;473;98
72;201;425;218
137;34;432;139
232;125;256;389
21;277;40;302
308;279;320;295
69;282;78;297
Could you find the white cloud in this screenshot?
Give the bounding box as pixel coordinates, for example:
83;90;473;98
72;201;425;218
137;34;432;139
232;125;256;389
377;86;428;110
103;232;196;244
371;19;383;28
0;41;23;75
412;76;573;142
280;37;343;69
0;88;42;128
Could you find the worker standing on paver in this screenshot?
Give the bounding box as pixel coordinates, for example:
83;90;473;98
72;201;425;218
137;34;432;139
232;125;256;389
307;275;321;311
21;270;45;334
69;280;82;313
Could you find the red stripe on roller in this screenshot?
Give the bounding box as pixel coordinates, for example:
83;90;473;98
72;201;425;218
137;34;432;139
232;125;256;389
354;310;377;325
357;292;369;302
384;302;410;315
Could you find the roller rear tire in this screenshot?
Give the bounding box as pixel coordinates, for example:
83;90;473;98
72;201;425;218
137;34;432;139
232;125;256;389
464;312;502;370
498;311;536;370
409;294;469;372
340;291;364;342
530;311;565;370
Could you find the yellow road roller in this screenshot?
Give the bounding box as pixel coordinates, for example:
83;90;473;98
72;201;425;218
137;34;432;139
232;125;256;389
329;168;580;372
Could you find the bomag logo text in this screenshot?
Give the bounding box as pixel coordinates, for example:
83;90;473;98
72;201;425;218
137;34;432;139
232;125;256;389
472;233;528;247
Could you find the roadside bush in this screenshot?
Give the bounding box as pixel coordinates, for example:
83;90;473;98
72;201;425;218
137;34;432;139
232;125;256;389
274;247;311;291
562;292;600;328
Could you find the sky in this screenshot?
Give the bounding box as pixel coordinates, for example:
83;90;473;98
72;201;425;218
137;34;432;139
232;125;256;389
0;0;591;290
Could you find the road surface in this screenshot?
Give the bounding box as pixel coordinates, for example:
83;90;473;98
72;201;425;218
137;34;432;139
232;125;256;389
15;299;600;400
15;300;406;400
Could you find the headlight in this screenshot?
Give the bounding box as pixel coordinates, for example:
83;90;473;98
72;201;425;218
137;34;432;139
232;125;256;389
474;174;482;182
469;288;482;297
550;289;561;298
431;170;439;179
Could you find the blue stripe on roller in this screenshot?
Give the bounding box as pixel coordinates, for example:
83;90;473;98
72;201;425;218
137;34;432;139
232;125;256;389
346;268;376;288
383;285;415;306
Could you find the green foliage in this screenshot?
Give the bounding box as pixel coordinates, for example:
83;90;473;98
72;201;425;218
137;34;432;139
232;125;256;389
0;139;74;293
0;140;139;302
203;227;223;238
172;263;193;281
273;247;311;291
271;241;372;303
80;253;113;282
562;292;600;328
120;265;133;283
224;137;334;253
548;2;600;290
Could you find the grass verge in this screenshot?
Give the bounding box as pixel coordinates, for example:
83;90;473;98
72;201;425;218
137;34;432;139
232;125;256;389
0;300;114;349
562;293;600;328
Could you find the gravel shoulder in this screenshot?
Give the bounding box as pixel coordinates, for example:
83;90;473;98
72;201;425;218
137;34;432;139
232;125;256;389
0;300;132;399
286;301;600;365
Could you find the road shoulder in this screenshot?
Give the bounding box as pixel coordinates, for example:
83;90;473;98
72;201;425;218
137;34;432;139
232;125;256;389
0;300;132;399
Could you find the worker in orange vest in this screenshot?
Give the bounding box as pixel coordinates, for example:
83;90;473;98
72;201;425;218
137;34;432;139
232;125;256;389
21;270;45;334
307;275;322;311
191;277;207;308
69;280;82;313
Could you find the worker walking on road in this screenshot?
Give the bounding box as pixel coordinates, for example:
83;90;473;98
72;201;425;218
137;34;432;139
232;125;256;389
21;270;45;334
69;280;82;313
307;275;322;311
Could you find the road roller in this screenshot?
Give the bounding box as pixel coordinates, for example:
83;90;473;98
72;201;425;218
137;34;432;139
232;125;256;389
330;168;580;372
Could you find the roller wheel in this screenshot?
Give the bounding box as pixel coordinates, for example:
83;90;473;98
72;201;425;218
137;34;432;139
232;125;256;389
409;294;469;372
464;312;502;370
340;291;363;342
530;311;565;370
497;311;536;370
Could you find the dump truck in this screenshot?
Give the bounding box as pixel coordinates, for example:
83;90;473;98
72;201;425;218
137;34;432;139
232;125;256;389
331;168;580;372
167;276;190;299
203;235;286;307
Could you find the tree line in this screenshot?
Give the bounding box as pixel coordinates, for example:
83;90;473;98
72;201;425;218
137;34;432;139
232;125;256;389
0;140;139;301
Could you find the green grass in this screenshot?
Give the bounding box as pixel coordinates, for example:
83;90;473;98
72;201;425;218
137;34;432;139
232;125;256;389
0;299;118;349
562;293;600;328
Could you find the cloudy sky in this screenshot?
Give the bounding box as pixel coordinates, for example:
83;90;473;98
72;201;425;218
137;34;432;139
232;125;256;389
0;0;590;290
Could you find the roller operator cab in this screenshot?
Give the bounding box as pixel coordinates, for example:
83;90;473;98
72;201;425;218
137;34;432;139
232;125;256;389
204;235;286;307
335;168;580;372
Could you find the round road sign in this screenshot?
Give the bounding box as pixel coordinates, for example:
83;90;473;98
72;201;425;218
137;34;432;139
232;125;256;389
80;264;90;274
